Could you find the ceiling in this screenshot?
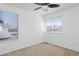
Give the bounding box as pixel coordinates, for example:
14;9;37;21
6;3;79;15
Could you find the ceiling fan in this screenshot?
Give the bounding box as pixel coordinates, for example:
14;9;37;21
34;3;60;12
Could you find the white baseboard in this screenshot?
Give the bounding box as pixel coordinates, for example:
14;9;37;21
0;40;42;55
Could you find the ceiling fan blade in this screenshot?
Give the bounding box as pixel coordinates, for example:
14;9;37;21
48;4;59;8
34;7;41;10
34;3;49;6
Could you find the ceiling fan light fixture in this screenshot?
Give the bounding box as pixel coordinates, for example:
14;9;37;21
42;6;48;12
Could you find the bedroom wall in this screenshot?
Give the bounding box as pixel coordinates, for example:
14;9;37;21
0;4;44;55
44;5;79;51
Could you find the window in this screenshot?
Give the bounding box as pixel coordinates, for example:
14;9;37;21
0;24;2;32
0;20;3;32
45;17;63;33
0;10;18;40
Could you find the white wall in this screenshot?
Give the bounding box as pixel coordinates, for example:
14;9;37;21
44;5;79;51
0;4;44;55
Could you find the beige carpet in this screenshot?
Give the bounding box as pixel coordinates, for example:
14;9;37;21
2;42;79;56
